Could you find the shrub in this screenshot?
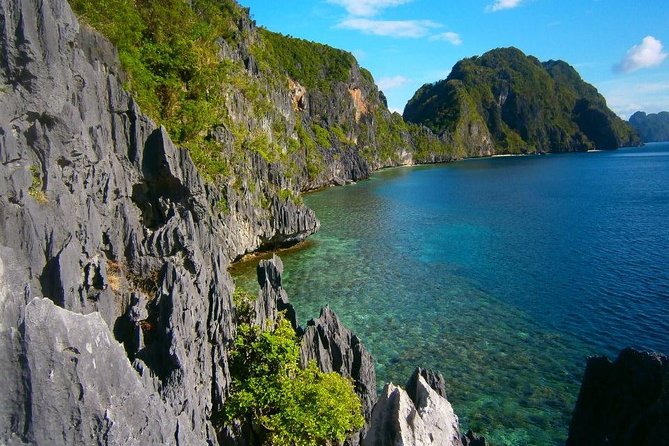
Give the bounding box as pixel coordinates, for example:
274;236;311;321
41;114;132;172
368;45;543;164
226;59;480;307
223;318;364;445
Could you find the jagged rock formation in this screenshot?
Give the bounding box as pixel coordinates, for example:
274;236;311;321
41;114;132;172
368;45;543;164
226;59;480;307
364;375;463;446
237;255;376;445
0;0;318;443
407;367;448;401
253;254;297;331
404;47;640;154
300;307;378;419
300;307;378;445
567;348;669;446
24;297;199;444
629;111;669;142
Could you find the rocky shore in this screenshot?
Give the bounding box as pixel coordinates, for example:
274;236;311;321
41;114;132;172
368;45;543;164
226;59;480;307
0;0;666;444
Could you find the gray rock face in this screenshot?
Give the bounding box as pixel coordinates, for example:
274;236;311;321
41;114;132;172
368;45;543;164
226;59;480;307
567;348;669;446
407;367;448;403
363;376;463;446
0;0;233;440
23;297;196;445
254;254;297;331
300;307;378;421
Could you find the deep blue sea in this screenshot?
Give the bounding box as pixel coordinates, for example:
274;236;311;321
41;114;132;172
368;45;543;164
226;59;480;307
232;142;669;445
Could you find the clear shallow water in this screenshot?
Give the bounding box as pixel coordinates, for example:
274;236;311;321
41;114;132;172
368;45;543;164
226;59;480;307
232;143;669;445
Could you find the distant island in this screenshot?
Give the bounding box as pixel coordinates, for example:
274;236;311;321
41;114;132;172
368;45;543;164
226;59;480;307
629;111;669;142
403;47;640;155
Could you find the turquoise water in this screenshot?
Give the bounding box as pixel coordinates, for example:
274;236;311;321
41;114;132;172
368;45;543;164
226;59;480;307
231;143;669;445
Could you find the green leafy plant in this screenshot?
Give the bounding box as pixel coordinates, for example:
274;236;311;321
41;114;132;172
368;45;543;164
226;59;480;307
223;318;364;445
28;165;47;204
70;0;245;179
253;29;355;93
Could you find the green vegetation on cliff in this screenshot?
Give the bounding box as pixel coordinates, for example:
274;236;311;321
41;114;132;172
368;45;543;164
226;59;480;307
254;29;355;93
71;0;456;200
223;318;364;445
404;47;640;154
629;111;669;142
70;0;249;178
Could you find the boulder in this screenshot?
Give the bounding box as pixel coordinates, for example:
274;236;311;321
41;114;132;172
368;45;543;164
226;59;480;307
363;375;463;446
567;348;669;446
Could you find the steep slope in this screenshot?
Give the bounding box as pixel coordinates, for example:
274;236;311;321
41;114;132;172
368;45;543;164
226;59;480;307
404;47;640;154
629;111;669;142
0;0;236;442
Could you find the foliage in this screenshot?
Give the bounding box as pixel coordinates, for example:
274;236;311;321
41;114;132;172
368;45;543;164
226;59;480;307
311;124;331;149
232;287;255;325
404;47;640;153
223;318;364;445
28;165;47;203
330;125;351;146
295;122;324;180
253;29;355;92
278;188;303;206
70;0;246;179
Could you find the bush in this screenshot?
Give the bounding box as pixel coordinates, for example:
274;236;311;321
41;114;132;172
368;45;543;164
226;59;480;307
223;318;364;445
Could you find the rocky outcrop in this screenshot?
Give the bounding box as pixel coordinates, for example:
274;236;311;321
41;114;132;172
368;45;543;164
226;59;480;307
567;348;669;446
253;254;297;331
407;367;448;402
24;297;199;444
300;307;378;445
300;307;377;420
363;375;463;446
250;254;376;445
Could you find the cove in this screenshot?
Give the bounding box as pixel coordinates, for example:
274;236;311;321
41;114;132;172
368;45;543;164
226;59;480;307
232;143;669;445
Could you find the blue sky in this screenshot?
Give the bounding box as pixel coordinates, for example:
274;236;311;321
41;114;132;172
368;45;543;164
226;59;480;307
239;0;669;119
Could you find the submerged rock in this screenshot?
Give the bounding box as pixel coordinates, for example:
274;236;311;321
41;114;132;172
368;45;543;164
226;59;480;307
567;348;669;446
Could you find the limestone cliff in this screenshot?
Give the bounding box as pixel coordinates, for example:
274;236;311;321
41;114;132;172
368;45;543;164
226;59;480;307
0;0;292;442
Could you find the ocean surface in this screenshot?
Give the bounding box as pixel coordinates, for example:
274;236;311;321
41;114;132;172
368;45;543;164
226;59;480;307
231;142;669;445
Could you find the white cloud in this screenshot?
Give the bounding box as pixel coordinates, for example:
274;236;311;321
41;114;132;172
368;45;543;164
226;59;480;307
430;32;462;45
327;0;412;17
486;0;523;12
377;75;411;90
336;18;440;38
615;36;667;73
